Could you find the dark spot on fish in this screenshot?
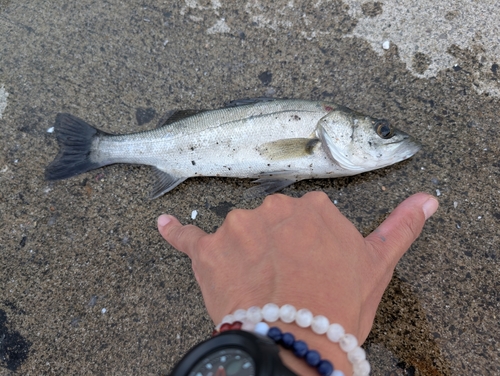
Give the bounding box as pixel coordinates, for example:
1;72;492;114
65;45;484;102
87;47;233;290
258;71;273;86
0;308;31;371
135;107;156;126
292;115;301;121
368;141;372;147
227;167;231;170
267;164;271;166
190;146;195;151
191;161;196;166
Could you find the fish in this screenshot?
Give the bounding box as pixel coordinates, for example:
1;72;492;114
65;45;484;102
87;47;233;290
45;98;421;198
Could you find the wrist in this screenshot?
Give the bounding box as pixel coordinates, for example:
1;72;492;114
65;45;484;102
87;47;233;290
216;304;370;376
272;321;352;375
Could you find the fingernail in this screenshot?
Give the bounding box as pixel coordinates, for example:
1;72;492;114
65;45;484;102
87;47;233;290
422;197;439;220
158;214;172;227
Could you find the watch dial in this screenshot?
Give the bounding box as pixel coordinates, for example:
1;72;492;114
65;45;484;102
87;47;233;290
189;348;256;376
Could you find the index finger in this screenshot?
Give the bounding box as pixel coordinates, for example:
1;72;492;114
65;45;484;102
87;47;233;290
157;214;208;258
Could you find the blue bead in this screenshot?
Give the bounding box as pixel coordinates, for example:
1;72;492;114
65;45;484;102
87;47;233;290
267;326;282;342
281;332;295;349
317;359;334;376
292;340;308;357
305;350;321;367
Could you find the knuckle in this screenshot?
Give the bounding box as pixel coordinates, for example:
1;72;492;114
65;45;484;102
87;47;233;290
262;193;286;208
304;191;330;205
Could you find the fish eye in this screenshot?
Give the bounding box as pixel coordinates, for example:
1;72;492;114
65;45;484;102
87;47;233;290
375;120;394;139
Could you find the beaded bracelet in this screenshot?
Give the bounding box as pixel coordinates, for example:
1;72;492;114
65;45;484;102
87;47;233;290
214;321;344;376
216;303;370;376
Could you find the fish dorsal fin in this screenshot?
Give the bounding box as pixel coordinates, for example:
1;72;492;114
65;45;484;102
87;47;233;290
257;138;320;160
316;123;364;171
224;97;276;108
150;168;187;199
156;110;207;128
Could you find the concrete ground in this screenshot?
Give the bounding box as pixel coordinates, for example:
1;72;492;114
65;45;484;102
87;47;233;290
0;0;499;374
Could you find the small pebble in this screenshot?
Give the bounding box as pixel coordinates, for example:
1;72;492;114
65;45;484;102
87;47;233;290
453;201;458;208
436;189;441;196
101;308;107;314
191;210;198;220
382;40;390;50
47;127;54;133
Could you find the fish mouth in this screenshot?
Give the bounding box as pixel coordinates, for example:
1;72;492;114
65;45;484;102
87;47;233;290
393;136;422;160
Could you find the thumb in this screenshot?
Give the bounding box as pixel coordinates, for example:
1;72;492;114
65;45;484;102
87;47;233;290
365;193;439;269
157;214;207;258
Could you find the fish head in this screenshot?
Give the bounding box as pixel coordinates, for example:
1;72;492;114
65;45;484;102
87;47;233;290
317;109;421;173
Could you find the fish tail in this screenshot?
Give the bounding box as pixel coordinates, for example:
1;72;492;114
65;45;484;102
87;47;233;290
45;113;109;180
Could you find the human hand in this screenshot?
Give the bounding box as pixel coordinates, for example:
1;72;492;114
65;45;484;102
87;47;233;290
157;192;438;374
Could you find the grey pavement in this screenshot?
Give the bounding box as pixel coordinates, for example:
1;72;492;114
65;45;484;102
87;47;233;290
0;0;499;374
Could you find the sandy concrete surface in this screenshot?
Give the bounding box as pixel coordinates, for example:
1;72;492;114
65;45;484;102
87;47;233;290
0;0;499;374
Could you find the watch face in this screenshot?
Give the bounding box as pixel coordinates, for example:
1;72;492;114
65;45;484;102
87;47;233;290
188;348;256;376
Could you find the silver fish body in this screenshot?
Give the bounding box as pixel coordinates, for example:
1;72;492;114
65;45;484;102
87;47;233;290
45;99;421;198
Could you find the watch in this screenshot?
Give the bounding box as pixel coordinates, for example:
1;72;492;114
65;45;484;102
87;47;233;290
168;329;298;376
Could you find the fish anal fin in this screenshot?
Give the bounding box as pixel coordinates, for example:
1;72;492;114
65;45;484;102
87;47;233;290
258;138;320;160
156;110;207;128
244;178;298;198
244;171;301;198
150;168;187;199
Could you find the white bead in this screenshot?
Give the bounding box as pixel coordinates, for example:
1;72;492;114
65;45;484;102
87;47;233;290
347;346;366;363
331;370;345;376
262;303;280;322
353;359;371;376
339;333;358;352
326;323;345;342
253;321;270;336
246;306;263;323
279;304;297;323
311;315;330;334
295;308;313;328
221;314;234;324
233;309;247;321
241;319;255;332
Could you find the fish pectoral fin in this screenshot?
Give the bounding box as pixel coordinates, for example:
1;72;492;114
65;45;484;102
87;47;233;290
244;173;300;198
150;168;187;199
258;138;320;160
